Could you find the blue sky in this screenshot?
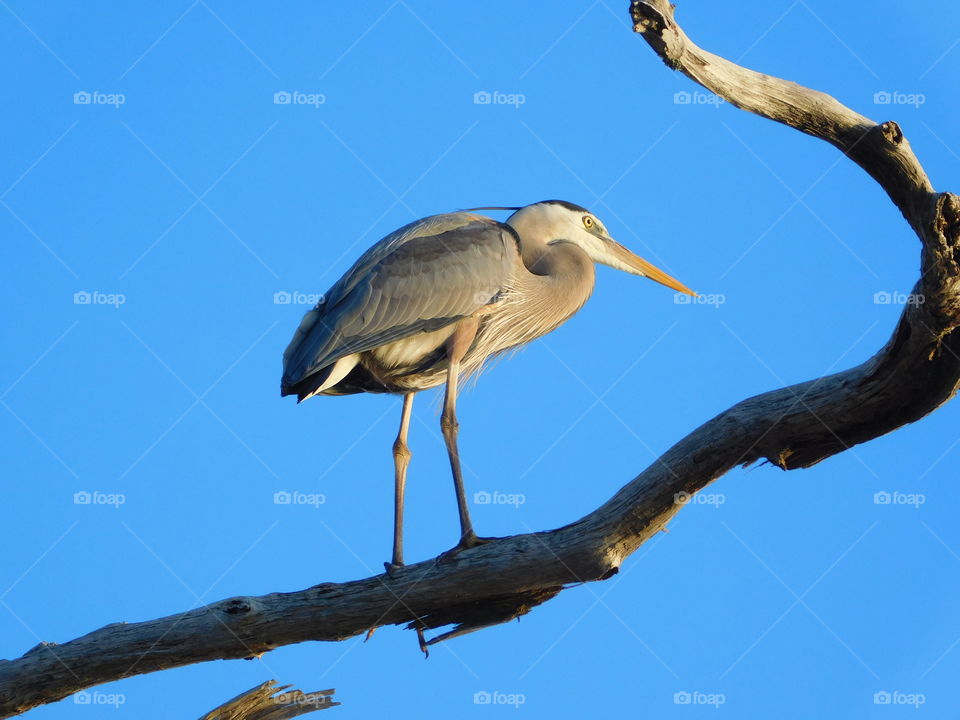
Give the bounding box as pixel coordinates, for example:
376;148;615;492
2;1;960;717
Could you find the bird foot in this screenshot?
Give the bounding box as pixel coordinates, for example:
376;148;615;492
416;626;430;658
383;560;405;577
438;533;495;562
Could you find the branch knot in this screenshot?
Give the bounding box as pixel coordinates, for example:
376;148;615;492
880;120;904;145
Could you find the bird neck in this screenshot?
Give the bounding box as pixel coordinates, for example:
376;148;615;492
509;218;592;281
507;211;565;270
525;240;592;281
504;217;596;331
467;238;595;363
516;240;596;329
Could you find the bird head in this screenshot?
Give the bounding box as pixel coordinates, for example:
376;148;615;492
503;200;696;296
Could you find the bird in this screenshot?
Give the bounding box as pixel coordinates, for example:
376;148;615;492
281;200;694;573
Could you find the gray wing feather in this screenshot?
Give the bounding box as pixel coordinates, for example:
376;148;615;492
282;213;516;387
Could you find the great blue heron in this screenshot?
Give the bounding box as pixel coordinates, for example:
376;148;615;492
281;200;694;572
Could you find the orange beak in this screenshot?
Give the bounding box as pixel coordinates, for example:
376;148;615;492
605;239;696;296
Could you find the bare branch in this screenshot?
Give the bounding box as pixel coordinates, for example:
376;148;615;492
3;2;959;716
629;0;937;233
199;681;337;720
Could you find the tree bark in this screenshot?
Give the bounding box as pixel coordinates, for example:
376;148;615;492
199;681;337;720
3;1;959;716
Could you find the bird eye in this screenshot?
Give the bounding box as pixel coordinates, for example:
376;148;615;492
582;216;594;228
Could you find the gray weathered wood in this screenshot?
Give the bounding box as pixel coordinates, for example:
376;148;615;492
2;2;958;716
199;680;337;720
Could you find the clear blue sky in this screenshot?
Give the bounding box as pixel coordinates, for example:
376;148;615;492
3;1;960;717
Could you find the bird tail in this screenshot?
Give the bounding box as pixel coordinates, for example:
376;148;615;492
281;353;360;401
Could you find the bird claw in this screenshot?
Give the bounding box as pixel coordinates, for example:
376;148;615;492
416;625;430;658
438;534;495;562
384;561;405;577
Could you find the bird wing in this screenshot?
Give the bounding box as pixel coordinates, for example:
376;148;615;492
282;212;517;389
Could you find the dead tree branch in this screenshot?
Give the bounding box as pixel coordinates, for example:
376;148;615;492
199;681;337;720
2;1;958;716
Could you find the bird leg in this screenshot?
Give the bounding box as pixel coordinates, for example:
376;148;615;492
440;317;491;558
385;392;414;576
